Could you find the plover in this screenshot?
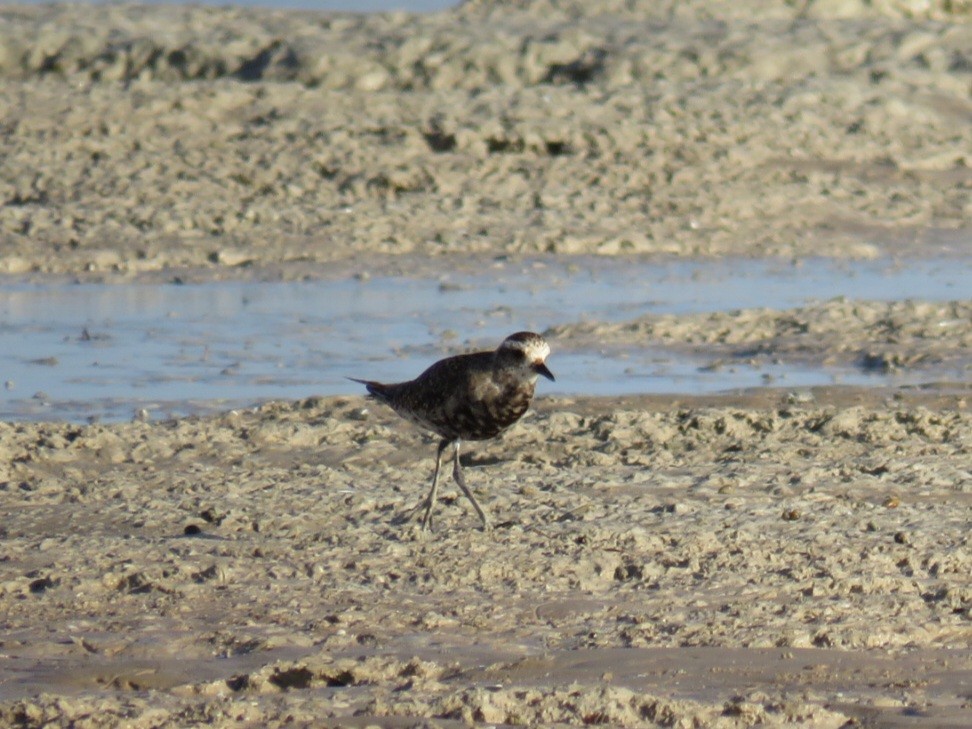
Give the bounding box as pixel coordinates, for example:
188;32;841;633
351;331;554;531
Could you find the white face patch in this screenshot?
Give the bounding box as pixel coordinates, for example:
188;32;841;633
499;333;550;365
497;333;552;384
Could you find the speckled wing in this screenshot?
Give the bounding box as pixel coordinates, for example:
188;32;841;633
410;352;536;441
356;351;536;441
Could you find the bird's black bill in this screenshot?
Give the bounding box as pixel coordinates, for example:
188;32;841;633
533;362;555;381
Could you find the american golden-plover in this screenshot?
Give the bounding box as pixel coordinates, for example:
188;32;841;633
352;331;554;531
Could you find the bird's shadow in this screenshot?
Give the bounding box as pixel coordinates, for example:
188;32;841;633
461;454;506;467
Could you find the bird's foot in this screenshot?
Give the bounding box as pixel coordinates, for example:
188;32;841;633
392;498;434;529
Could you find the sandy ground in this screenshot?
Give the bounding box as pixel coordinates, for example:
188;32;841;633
1;389;970;726
0;1;971;727
0;0;970;280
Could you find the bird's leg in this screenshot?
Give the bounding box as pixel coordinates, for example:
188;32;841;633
417;438;451;531
451;440;492;531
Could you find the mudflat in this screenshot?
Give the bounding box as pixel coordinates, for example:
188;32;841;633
2;390;970;726
0;0;969;279
0;1;970;727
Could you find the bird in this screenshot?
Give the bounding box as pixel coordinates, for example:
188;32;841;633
351;331;554;531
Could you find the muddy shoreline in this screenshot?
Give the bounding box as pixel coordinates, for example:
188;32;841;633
0;1;970;726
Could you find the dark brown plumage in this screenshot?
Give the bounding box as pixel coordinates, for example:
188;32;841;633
352;331;554;531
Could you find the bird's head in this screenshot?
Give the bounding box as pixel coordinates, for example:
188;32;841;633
496;331;555;382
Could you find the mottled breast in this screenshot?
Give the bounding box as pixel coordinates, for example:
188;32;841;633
445;368;536;441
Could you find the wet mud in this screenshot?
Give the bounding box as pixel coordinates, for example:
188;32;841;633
0;1;970;726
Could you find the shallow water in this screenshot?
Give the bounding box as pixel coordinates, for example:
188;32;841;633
0;256;968;422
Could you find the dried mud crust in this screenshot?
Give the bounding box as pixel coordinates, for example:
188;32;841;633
1;392;969;726
0;1;970;280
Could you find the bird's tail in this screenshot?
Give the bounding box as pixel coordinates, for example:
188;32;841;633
347;377;392;402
